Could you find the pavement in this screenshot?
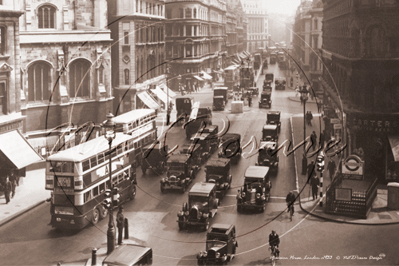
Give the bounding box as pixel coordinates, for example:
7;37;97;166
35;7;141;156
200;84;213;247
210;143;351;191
2;67;398;229
290;114;399;225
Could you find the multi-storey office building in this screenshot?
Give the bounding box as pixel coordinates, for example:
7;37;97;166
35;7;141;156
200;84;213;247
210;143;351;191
108;0;166;114
242;0;268;53
321;0;399;183
293;0;323;92
165;0;227;90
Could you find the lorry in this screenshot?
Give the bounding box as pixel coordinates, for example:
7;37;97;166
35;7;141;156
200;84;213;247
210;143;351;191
205;158;232;200
175;96;194;124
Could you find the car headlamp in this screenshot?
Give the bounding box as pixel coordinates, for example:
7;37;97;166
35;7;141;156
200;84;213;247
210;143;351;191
202;213;209;218
256;193;261;199
184;211;189;216
216;252;220;258
241;192;246;197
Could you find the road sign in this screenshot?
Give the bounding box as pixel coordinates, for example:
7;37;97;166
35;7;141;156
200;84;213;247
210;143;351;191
333;124;342;129
330;118;340;124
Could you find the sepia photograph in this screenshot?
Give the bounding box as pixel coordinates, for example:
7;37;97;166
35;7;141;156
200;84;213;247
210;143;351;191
0;0;398;265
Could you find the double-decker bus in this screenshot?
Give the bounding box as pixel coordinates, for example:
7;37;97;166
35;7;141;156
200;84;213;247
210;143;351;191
224;65;240;91
113;109;158;164
46;133;138;230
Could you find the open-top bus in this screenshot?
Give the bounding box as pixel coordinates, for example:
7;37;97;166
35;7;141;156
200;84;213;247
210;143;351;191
46;133;139;230
112;109;158;164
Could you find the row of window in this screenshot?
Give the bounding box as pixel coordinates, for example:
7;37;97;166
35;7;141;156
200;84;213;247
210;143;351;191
135;53;165;84
133;26;164;44
167;24;210;37
83;169;130;203
136;0;164;16
27;59;94;102
167;7;209;20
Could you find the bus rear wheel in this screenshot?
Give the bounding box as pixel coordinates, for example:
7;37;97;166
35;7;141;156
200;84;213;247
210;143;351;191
92;208;100;225
99;205;108;220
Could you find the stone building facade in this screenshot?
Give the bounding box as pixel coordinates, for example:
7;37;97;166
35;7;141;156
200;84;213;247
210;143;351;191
0;1;25;135
293;0;323;92
321;0;399;183
15;0;113;153
242;0;268;53
108;0;166;115
225;0;247;66
165;0;227;90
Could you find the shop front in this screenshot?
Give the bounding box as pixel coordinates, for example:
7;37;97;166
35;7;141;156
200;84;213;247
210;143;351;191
0;130;43;184
347;112;399;183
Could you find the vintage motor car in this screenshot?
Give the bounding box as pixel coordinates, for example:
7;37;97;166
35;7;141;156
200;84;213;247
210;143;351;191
176;96;194;124
218;133;242;164
262;84;272;92
262;124;279;143
214;87;228;104
275;77;286;90
141;144;169;175
198;125;219;153
161;154;200;192
266;111;281;132
265;73;274;83
259;91;272;108
197;224;238;265
256;141;279;172
191;133;212;163
236;166;272;212
177;182;219;230
179;143;202;167
205;158;232;200
213;96;225;111
246;87;259;97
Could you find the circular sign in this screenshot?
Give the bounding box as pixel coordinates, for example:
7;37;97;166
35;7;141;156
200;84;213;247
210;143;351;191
344;155;362;172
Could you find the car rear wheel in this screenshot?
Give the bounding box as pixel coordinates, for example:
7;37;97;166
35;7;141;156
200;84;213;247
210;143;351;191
261;205;266;212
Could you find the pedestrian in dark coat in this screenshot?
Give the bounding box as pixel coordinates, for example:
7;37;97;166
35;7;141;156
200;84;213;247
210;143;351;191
116;206;125;245
319;131;325;149
307;161;316;178
310;131;317;151
327;160;336;181
4;177;12;204
309;175;320;200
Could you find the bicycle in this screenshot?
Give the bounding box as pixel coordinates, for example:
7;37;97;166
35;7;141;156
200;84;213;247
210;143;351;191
269;245;279;266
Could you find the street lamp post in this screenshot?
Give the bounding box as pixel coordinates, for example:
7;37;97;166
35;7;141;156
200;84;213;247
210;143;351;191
299;86;309;175
102;113;116;254
166;66;171;125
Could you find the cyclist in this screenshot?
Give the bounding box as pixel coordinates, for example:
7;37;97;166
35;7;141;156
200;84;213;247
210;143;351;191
286;190;296;221
269;230;280;257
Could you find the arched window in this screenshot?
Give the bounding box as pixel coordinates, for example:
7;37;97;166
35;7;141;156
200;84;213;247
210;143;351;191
141;55;144;81
28;61;51;102
193;8;197;19
124;69;130;85
38;5;56;29
69;59;91;98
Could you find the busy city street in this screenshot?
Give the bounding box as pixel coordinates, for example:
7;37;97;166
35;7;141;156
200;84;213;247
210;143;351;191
1;0;399;265
1;63;398;265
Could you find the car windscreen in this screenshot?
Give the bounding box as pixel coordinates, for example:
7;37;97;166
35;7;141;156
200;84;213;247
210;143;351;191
189;196;208;207
206;240;227;250
167;162;185;171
